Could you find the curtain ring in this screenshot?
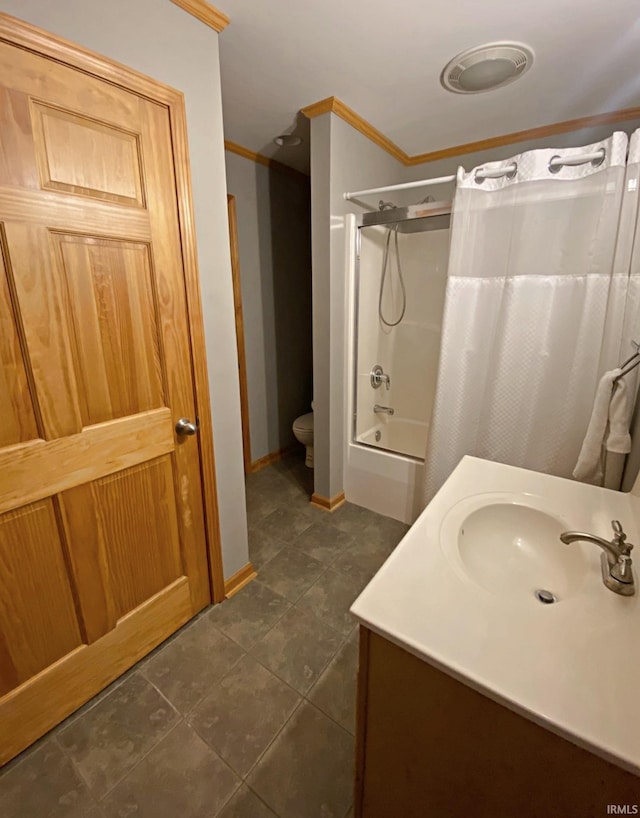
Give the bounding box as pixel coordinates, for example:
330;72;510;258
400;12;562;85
548;155;562;174
473;162;518;184
548;147;606;174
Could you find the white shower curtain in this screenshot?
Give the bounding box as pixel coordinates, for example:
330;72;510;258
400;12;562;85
618;130;640;488
423;132;630;503
620;130;640;372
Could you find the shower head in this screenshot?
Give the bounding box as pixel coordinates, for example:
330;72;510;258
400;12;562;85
378;200;397;211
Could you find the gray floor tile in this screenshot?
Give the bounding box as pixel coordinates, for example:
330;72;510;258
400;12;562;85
248;524;288;568
217;785;277;818
246;468;299;507
53;668;138;734
274;458;314;499
0;729;53;781
297;567;362;635
188;655;300;778
251;607;342;695
245;478;288;525
308;634;359;734
140;614;245;714
330;517;407;590
260;505;314;544
331;502;385;535
362;516;409;551
258;547;326;603
294;521;356;564
330;548;382;591
346;529;399;570
208;581;291;649
247;701;354;818
0;739;101;818
57;674;179;799
101;722;239;818
246;490;278;527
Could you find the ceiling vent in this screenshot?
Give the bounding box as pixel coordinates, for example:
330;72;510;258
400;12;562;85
441;43;534;94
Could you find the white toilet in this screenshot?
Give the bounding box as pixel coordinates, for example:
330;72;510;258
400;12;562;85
292;405;314;468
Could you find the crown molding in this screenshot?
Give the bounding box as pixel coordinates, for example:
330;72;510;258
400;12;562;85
224;140;310;183
170;0;230;33
302;96;640;167
407;106;640;165
301;96;409;163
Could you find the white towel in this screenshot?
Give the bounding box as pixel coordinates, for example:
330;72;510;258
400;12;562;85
573;368;632;485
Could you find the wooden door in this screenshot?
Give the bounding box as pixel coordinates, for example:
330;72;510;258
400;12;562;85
0;18;219;764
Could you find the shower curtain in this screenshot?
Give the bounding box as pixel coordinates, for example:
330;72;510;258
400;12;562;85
423;132;633;503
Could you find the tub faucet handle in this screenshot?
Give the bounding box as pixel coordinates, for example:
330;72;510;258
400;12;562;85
370;365;391;390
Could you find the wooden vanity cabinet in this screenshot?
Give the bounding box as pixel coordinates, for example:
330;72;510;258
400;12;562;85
355;627;640;817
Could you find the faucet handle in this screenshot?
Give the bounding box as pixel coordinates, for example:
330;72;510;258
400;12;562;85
612;520;633;554
611;553;634;585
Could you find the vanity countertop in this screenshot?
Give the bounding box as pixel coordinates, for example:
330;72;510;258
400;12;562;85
350;456;640;775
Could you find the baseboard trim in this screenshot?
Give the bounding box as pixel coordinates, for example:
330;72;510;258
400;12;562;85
249;443;301;474
223;563;257;599
310;491;346;512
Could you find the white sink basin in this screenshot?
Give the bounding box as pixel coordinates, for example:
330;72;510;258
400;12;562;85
351;457;640;776
441;494;589;601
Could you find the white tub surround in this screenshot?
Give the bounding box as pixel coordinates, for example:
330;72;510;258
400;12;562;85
353;223;449;456
344;211;449;523
351;456;640;775
357;417;428;460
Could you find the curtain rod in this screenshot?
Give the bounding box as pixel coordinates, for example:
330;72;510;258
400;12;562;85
344;175;455;201
343;148;607;201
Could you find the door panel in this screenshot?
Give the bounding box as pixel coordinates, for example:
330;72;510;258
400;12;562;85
0;233;39;446
31;102;145;206
5;222;82;438
92;457;183;619
0;499;83;690
0;22;213;764
58;235;164;425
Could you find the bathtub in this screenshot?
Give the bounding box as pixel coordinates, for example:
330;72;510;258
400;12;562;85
356;417;428;461
345;435;426;525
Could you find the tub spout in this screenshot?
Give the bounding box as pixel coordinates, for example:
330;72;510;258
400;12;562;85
373;405;394;416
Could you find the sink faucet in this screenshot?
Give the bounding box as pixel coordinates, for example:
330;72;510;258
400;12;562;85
374;405;394;416
560;520;635;596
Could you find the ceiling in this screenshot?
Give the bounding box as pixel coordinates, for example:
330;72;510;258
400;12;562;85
218;0;640;174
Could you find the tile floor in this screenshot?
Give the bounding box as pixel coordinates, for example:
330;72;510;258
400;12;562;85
0;450;408;818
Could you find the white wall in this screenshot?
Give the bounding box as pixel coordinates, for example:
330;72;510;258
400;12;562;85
2;0;249;578
310;113;408;498
225;151;312;463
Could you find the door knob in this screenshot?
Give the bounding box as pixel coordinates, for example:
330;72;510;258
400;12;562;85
175;417;198;436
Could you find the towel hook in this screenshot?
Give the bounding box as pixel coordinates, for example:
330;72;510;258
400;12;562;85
614;340;640;384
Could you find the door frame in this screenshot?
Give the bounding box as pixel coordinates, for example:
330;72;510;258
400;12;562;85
0;12;225;603
226;194;252;473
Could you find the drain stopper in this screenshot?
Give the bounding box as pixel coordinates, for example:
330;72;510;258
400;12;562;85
534;589;557;604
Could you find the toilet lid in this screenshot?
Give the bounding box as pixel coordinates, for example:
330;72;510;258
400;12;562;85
293;412;313;433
